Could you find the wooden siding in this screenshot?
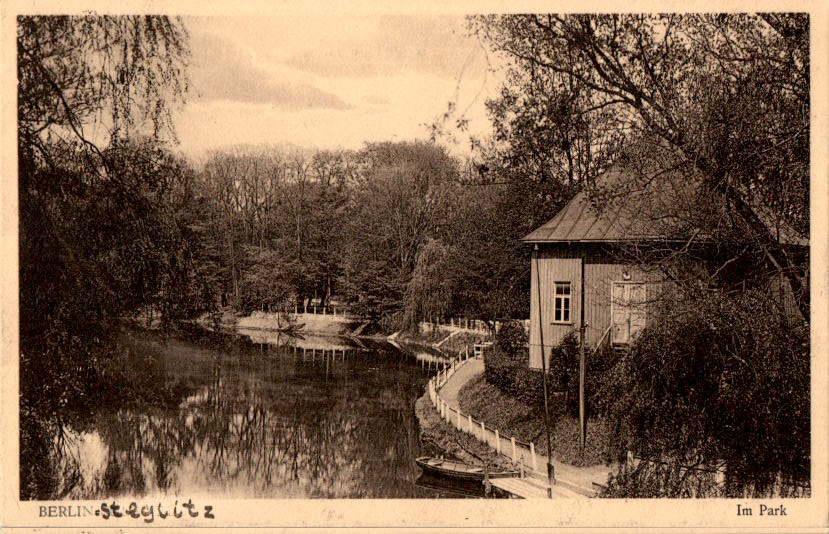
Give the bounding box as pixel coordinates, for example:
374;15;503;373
529;244;666;370
529;247;582;369
582;262;659;347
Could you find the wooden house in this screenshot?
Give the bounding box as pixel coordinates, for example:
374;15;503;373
521;164;806;370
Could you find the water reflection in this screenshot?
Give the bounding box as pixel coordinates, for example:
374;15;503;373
54;327;444;498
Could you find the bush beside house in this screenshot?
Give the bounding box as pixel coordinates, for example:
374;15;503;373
484;321;618;418
483;321;560;406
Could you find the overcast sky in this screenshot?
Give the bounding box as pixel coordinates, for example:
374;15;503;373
174;15;503;157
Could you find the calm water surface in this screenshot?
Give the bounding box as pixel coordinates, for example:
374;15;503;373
57;326;476;499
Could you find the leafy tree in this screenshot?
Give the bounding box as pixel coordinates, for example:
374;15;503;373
18;15;190;499
340;141;459;324
403;238;454;327
599;290;809;496
472;13;810;497
470;14;809;318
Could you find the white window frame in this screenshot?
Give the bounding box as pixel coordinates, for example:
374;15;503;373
552;281;572;324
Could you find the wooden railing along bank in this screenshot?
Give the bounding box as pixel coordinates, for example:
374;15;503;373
426;349;596;497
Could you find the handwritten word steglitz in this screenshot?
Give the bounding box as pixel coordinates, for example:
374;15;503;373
99;499;214;522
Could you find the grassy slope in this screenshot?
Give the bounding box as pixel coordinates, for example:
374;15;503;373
414;391;518;472
457;373;614;467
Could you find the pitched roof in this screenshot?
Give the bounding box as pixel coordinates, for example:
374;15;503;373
521;164;808;246
522;165;693;243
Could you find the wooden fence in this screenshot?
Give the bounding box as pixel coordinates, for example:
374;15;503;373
421;318;530;335
427;349;545;481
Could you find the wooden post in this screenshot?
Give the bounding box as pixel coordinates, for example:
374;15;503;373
579;257;587;458
495;429;501;454
481;421;486;443
535;244;556;491
511;437;517;461
468;414;473;434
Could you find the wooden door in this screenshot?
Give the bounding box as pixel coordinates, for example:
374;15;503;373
611;282;647;345
611;283;629;345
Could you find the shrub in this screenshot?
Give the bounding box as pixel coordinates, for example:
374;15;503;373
597;290;809;497
485;322;624;414
485;320;564;406
494;319;528;361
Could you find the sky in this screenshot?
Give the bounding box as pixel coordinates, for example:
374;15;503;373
174;15;505;158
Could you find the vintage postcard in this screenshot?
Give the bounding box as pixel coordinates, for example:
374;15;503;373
2;0;827;531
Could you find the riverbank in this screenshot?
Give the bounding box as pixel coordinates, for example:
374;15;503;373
397;325;491;354
415;391;518;473
195;308;379;338
458;374;615;467
430;357;615;494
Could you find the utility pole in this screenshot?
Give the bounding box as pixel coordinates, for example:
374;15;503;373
579;257;587;457
534;245;555;497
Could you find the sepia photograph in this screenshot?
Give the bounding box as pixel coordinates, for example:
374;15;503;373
2;1;827;531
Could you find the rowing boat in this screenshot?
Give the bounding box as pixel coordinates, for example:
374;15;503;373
415;456;519;481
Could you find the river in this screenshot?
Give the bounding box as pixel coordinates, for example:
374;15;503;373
49;325;488;499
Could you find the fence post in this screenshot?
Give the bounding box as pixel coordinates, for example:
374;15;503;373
468;414;473;434
495;429;501;454
481;421;486;444
511;437;517;461
531;442;538;472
